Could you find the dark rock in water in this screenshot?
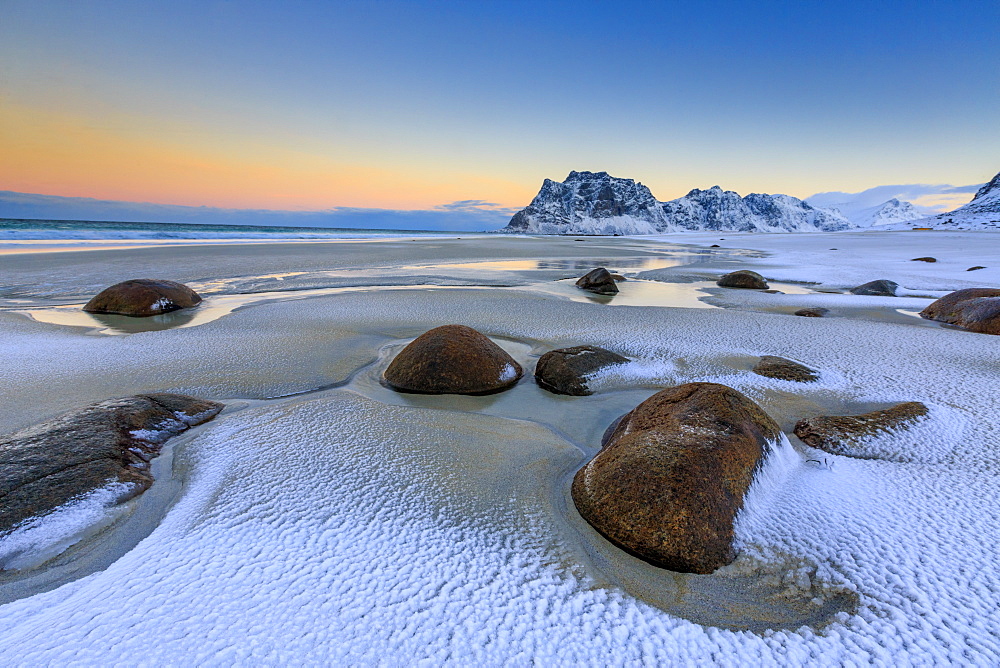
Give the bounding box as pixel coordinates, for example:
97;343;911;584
717;270;768;289
967;266;986;271
572;382;781;574
534;346;629;396
384;324;522;395
920;288;1000;335
793;402;928;458
0;394;223;534
911;257;937;262
794;307;829;317
609;274;626;282
575;268;619;295
710;244;721;248
849;280;898;296
752;356;818;382
84;279;202;317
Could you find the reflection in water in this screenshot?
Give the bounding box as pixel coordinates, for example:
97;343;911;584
430;256;689;272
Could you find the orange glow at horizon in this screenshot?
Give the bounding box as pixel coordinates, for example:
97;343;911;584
0;103;532;211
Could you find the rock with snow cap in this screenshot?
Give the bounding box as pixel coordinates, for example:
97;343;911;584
534;346;628;396
0;394;223;534
572;382;782;574
84;279;202;317
383;325;522;395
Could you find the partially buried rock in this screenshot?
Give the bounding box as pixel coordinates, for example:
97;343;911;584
793;402;928;458
911;257;937;262
752;355;818;382
575;268;619;295
849;279;898;296
919;288;1000;335
572;382;781;574
717;270;768;289
967;266;986;271
794;307;829;317
0;394;223;534
84;279;202;317
534;345;628;396
384;324;522;394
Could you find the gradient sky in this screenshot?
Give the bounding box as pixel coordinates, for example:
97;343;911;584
2;0;998;215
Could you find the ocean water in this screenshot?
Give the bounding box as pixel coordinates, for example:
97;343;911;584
0;218;450;242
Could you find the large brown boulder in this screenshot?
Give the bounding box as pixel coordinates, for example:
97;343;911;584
920;288;1000;335
717;270;768;289
793;402;928;458
534;346;629;396
84;279;202;317
572;383;781;574
384;325;523;395
752;356;819;382
575;268;619;295
849;279;898;296
0;394;223;534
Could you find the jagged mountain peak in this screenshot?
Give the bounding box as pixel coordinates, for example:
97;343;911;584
973;171;1000;201
502;171;854;234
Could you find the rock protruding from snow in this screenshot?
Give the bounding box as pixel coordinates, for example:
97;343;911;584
84;279;202;317
793;402;929;459
717;270;769;289
534;346;629;396
0;394;223;534
920;288;1000;335
752;356;818;383
502;171;854;235
850;280;899;296
383;325;523;395
572;382;782;574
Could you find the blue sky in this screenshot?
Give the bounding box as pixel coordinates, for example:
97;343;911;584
1;0;997;227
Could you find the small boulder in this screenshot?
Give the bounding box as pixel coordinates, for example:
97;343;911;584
849;280;898;296
84;279;202;317
572;383;781;574
794;307;829;317
717;270;768;289
534;346;629;396
752;356;818;382
967;266;986;271
0;394;223;534
919;288;1000;335
384;325;522;395
911;257;937;262
710;244;721;248
575;268;619;295
793;402;928;457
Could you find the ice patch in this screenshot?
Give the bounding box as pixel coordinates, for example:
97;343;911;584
499;363;517;382
0;482;135;571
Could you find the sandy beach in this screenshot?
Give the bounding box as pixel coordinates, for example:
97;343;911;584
1;231;999;663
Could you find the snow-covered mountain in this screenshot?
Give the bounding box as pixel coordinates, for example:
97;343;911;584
883;170;1000;230
501;171;853;234
503;171;668;234
830;198;930;227
807;188;935;227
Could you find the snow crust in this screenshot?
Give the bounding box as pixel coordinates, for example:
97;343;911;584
1;232;1000;662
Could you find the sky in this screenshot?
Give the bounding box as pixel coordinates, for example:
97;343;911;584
1;0;998;228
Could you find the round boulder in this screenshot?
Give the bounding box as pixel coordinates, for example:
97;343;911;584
752;355;818;382
572;382;781;574
716;270;768;289
534;346;629;396
575;268;619;295
920;288;1000;335
384;325;523;395
84;279;202;317
849;280;898;296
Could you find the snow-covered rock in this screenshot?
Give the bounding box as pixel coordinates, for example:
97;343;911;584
502;172;853;235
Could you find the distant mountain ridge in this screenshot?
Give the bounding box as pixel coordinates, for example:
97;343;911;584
886;170;1000;230
502;171;853;234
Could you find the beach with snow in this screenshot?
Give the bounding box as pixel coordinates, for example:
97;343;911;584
1;231;999;663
